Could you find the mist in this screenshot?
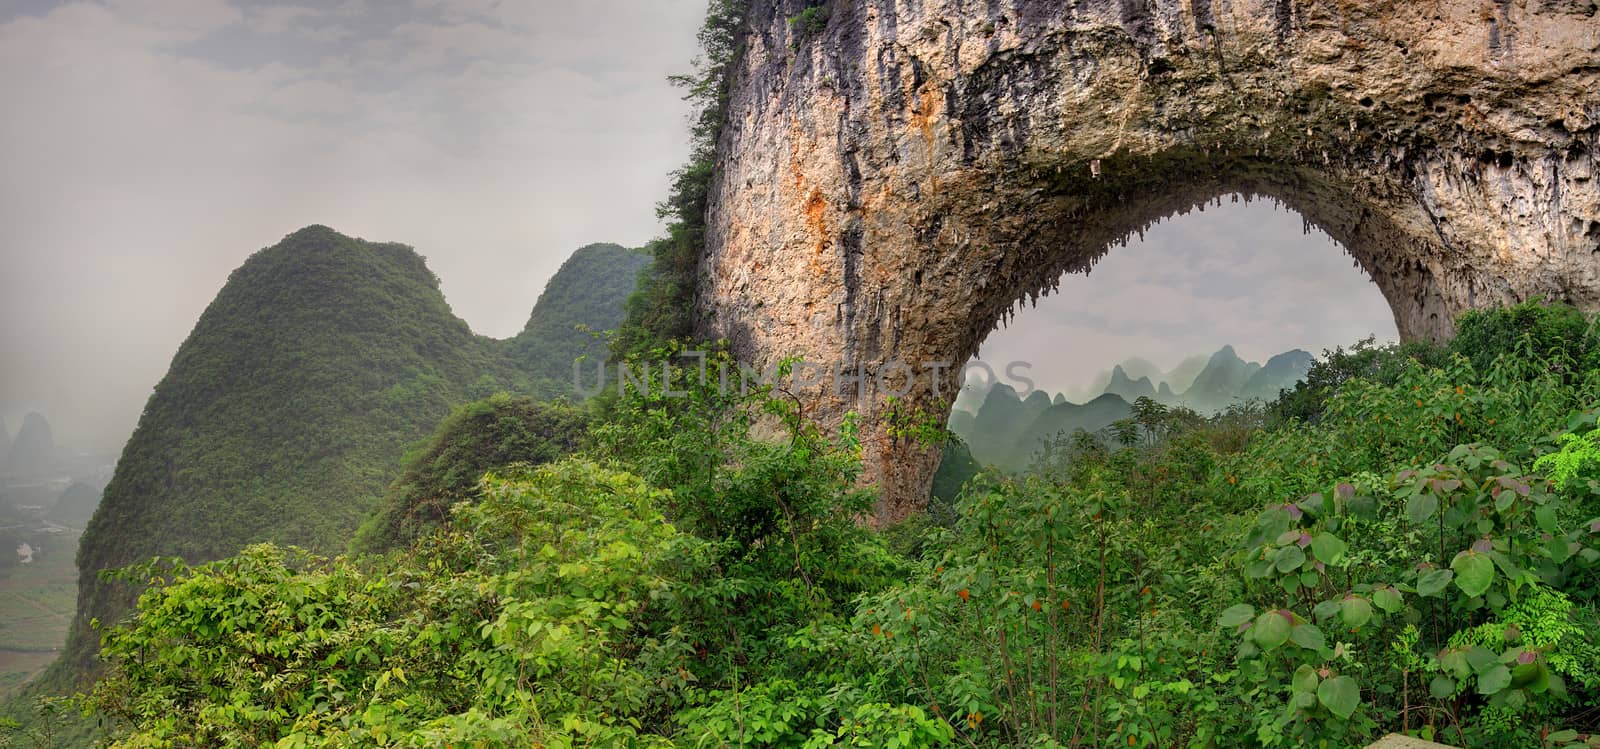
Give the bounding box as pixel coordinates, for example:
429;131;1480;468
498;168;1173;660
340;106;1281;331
0;0;705;452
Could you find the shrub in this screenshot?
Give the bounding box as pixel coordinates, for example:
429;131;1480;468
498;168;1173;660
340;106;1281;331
350;394;587;553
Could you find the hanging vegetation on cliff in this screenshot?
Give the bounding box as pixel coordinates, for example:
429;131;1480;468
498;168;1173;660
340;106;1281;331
616;0;750;352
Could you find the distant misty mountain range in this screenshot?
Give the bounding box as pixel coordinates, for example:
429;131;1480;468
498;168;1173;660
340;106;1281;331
950;345;1313;470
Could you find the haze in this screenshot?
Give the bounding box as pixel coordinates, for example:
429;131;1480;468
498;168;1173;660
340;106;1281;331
1;0;1396;454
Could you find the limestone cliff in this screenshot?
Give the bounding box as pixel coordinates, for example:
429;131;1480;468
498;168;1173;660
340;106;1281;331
700;0;1600;521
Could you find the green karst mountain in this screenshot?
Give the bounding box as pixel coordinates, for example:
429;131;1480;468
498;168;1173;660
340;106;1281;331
1161;353;1211;393
510;243;651;396
945;408;976;438
952;346;1321;470
1104;365;1158;403
1180;345;1261;412
1240;349;1315;402
962;384;1051;466
38;226;645;692
1109;356;1164;385
48;226;523;684
47;481;103;527
1007;393;1138;469
1072;355;1208;403
5;413;55;480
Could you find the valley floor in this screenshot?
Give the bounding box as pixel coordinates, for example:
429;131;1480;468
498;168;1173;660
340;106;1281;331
0;536;76;697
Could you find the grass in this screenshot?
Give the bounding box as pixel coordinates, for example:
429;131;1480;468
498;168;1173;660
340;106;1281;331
0;536;78;697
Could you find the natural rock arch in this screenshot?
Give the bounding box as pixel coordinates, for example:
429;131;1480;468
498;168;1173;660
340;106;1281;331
698;0;1600;522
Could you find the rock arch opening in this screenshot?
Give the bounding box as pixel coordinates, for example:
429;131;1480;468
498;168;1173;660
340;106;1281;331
699;0;1599;522
953;192;1399;473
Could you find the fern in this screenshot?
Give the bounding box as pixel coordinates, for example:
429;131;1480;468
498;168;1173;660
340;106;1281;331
1534;416;1600;491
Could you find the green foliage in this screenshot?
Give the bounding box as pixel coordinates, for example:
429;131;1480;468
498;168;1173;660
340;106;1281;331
1271;336;1446;423
788;4;831;40
85;343;937;746
90;461;698;747
350;394;588;554
57;298;1600;747
1453;299;1599;378
1535;412;1600;496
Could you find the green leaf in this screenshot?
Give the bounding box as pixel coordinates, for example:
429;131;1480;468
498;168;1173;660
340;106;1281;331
1347;493;1377;518
1254;611;1292;651
1451;551;1495;598
1276;545;1307;573
1535;505;1560;534
1291;623;1326;651
1311;533;1348;564
1257;507;1292;538
1417;569;1454;597
1477;664;1512;695
1312;599;1341;622
1217;604;1255;629
1297;493;1328;518
1293;664;1319;694
1466;646;1500;674
1547;537;1571;563
1317;676;1360;720
1372;586;1402;613
1513;661;1551;694
1429;675;1456;699
1406;493;1439;524
1340;596;1373;630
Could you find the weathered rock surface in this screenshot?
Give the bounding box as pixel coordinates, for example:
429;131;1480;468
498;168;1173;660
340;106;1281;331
700;0;1600;521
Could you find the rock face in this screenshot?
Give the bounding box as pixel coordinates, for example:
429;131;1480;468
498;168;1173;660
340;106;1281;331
700;0;1600;521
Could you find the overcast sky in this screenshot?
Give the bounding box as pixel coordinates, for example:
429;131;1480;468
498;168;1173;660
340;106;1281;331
0;0;704;451
0;0;1397;454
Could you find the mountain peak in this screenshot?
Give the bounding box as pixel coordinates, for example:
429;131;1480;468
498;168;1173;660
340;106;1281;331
986;382;1020;402
282;224;342;243
512;243;651;396
1263;349;1314;368
6;412;54;480
1104;364;1157;401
